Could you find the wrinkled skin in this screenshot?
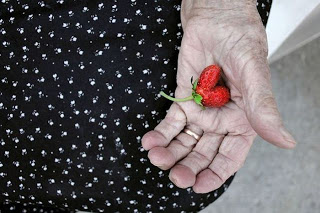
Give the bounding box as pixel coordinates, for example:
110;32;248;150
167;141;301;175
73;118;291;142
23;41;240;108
142;0;296;193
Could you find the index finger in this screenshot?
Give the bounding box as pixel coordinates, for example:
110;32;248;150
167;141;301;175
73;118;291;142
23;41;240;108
141;103;186;150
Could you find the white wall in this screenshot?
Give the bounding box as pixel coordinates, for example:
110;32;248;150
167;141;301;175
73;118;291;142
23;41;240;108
266;0;320;63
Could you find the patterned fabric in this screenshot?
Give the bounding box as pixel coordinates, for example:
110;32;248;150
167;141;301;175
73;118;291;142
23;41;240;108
0;0;272;212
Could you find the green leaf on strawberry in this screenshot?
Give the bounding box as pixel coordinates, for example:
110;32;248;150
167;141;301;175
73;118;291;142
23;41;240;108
192;78;198;91
193;94;202;105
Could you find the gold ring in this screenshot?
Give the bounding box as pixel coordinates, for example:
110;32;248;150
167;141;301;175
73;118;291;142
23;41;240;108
183;128;201;141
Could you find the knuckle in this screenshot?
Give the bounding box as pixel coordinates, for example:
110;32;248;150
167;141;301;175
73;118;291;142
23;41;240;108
211;157;231;182
190;151;212;165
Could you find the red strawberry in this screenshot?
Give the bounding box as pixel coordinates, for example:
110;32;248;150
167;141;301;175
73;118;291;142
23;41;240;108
159;64;230;109
196;65;221;91
196;86;230;107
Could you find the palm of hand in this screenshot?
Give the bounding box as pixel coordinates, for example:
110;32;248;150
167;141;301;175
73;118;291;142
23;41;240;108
142;3;296;193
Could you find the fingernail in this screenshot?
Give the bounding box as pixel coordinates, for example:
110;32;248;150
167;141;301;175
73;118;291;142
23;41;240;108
280;127;296;144
155;164;165;169
154;163;165;167
170;176;178;185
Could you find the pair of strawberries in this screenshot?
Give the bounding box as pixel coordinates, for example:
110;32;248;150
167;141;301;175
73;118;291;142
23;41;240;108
160;65;230;108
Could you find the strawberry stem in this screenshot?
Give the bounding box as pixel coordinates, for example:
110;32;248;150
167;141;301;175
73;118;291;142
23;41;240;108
160;91;194;102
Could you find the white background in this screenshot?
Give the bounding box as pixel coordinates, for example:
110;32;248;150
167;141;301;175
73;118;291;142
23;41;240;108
267;0;320;63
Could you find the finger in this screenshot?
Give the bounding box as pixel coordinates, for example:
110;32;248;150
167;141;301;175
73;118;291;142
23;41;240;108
141;103;186;150
169;133;224;188
241;58;296;149
192;135;254;193
147;124;201;170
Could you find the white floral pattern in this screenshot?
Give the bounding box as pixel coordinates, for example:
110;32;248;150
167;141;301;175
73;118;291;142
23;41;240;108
0;0;271;212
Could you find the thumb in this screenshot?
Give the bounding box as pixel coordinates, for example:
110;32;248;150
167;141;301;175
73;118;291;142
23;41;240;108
241;58;296;149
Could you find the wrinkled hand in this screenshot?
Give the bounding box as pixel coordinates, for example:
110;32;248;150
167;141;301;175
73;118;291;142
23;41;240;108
142;0;296;193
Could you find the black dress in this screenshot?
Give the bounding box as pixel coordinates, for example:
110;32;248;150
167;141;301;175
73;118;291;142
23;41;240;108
0;0;272;212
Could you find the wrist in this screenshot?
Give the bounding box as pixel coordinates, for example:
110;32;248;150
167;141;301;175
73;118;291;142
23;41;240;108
184;0;256;8
181;0;258;27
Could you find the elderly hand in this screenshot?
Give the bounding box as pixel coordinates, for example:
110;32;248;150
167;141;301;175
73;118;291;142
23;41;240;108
142;0;296;193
